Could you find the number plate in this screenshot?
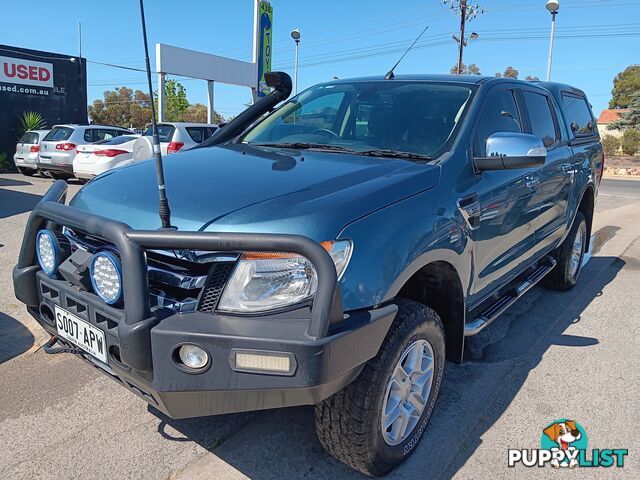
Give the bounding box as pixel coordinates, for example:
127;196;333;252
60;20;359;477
54;306;107;363
40;156;52;163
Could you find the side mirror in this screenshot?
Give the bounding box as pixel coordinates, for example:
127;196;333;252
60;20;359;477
475;132;546;171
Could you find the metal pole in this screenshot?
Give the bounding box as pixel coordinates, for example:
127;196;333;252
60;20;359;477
207;80;215;124
251;0;260;103
294;39;299;94
546;11;557;81
457;0;467;75
78;22;82;59
139;0;172;229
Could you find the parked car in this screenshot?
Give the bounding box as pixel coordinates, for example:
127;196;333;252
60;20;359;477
142;122;218;154
13;129;50;176
38;124;134;179
73;135;140;182
14;73;603;476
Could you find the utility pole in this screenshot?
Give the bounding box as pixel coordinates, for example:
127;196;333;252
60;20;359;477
457;1;466;75
445;1;484;75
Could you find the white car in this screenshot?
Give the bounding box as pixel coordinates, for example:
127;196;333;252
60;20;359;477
142;122;218;154
39;124;134;180
13;129;50;176
73;135;140;181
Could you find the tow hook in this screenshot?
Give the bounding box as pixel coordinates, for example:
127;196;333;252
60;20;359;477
43;336;83;355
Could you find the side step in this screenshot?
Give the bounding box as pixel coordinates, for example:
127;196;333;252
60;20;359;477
464;256;557;336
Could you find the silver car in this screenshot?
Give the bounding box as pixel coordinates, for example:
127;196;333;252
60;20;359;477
13;129;50;176
142;122;218;155
38;124;134;180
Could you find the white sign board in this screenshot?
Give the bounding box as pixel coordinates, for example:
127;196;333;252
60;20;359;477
156;44;256;88
0;56;54;88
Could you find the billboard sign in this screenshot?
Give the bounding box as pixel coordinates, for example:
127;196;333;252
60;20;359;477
0;56;54;88
256;0;273;97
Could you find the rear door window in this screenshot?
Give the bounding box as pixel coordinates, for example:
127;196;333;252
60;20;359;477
43;127;73;142
522;91;558;148
562;93;596;138
474;89;522;156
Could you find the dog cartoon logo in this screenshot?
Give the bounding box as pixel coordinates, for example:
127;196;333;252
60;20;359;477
542;420;586;468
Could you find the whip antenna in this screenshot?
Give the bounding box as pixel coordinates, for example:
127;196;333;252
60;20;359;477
385;25;430;80
139;0;172;229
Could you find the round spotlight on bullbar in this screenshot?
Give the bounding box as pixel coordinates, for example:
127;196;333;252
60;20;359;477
179;345;209;369
90;251;123;304
36;229;60;276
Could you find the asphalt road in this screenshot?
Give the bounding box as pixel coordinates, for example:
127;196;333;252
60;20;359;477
0;174;637;479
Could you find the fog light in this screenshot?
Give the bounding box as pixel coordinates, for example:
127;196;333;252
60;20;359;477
90;251;122;304
179;344;209;369
231;349;296;375
36;229;60;276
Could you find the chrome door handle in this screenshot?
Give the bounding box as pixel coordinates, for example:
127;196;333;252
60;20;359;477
561;163;573;174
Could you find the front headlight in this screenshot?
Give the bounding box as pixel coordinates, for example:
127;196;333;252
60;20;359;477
217;240;352;313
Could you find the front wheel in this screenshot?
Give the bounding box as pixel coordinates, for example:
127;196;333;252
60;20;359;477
315;299;445;476
544;212;587;291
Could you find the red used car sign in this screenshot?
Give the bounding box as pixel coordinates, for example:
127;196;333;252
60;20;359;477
0;56;54;88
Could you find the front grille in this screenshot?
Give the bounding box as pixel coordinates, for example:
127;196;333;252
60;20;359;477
198;262;235;313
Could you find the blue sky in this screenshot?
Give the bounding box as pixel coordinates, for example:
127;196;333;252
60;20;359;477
2;0;639;119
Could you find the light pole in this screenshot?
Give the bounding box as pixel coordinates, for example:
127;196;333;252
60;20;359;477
291;28;300;94
546;0;559;81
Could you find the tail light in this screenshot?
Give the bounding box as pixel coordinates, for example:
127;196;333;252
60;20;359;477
30;145;40;153
94;149;128;158
167;141;184;154
55;143;76;151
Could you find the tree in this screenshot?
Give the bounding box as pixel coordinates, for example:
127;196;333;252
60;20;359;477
609;65;640;109
611;92;640;130
182;103;225;124
525;75;540;81
162;79;189;122
18;111;46;135
449;63;481;75
621;128;640;155
503;66;519;79
602;135;621;156
88;87;151;128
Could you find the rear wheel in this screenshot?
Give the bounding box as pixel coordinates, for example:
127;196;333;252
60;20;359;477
17;167;35;177
545;212;587;291
314;299;445;476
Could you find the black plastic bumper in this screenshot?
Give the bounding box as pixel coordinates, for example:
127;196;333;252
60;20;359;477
13;181;397;418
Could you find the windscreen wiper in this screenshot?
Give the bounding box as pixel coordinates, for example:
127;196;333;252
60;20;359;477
354;149;432;161
249;142;355;153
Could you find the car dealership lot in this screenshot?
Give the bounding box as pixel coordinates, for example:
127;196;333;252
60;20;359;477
0;174;638;479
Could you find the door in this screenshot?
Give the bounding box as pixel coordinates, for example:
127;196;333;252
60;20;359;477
470;88;540;301
520;89;572;251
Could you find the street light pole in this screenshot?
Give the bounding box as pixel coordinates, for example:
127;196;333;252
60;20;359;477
291;29;301;94
546;0;560;81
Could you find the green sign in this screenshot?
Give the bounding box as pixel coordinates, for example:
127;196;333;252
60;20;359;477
257;1;273;97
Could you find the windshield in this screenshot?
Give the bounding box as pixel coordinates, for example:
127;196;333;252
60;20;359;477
241;81;473;158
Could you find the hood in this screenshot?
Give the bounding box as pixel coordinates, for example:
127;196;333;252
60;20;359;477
70;144;441;241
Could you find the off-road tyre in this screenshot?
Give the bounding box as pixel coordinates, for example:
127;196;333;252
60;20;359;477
314;298;445;476
544;211;587;291
17;167;36;177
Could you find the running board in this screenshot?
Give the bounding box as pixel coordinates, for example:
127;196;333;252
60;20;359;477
464;256;557;336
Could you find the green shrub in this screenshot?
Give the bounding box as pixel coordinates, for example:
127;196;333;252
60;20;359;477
18;111;46;136
621;128;640;155
602;135;621;156
0;152;11;171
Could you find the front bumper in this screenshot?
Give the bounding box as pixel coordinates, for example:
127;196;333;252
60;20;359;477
13;181;397;418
